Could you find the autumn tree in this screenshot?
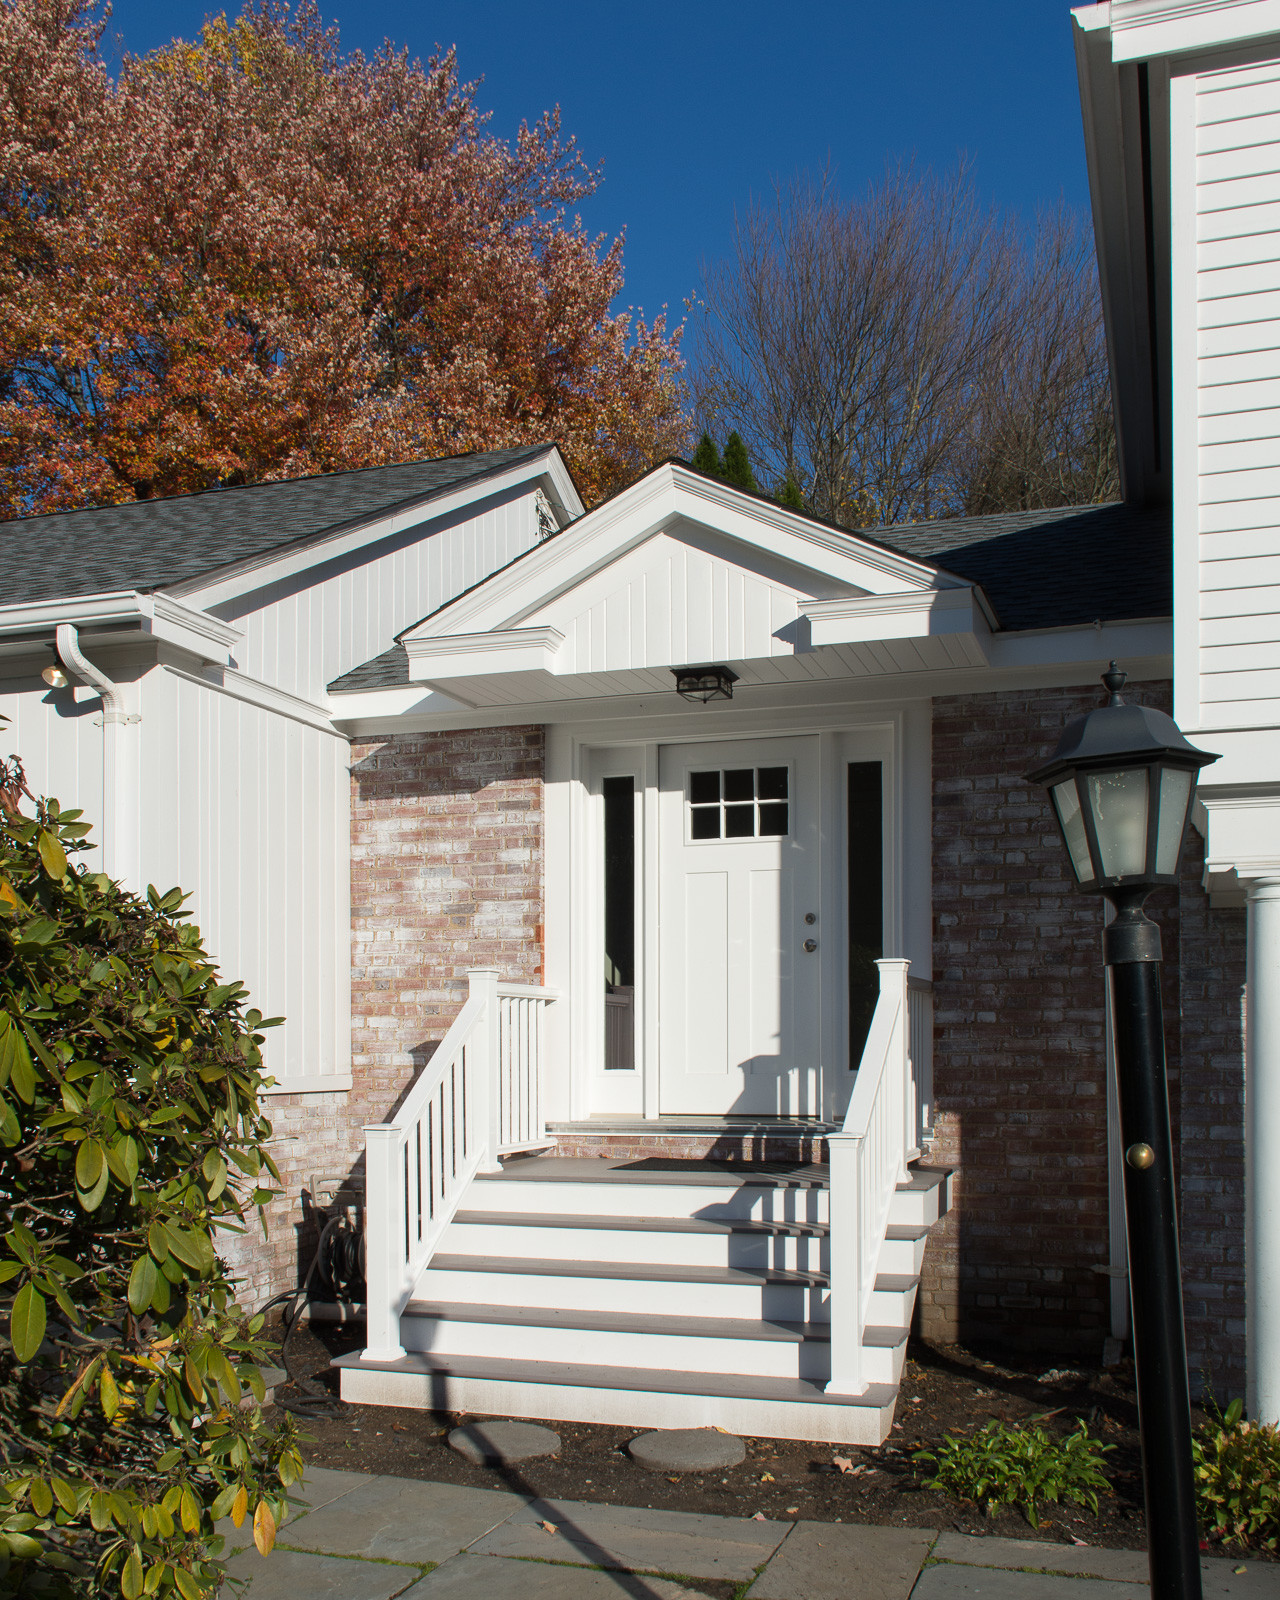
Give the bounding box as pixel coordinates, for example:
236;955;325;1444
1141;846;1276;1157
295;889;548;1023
0;0;688;517
693;166;1117;529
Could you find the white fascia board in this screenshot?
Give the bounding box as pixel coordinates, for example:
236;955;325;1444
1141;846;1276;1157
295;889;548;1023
985;615;1171;672
1107;0;1280;59
402;464;951;644
167;448;578;611
330;616;1174;736
0;591;239;664
803;588;991;659
159;660;344;737
403;625;566;683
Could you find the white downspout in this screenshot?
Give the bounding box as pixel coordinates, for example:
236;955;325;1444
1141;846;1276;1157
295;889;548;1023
55;624;140;887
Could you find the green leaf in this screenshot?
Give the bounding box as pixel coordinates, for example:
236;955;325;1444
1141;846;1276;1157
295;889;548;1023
28;1478;52;1517
76;1159;110;1213
74;1138;104;1191
99;1363;119;1422
51;1478;78;1515
37;828;68;880
127;1253;158;1316
121;1546;144;1600
1;1021;35;1104
165;1226;214;1275
10;1281;46;1362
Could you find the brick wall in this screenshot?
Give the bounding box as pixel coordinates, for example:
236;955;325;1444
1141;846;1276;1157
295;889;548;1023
1178;829;1247;1401
219;726;545;1307
920;681;1173;1355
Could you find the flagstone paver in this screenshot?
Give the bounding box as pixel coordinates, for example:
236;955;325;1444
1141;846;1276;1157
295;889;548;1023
403;1551;717;1597
283;1473;525;1564
910;1566;1143;1598
929;1533;1151;1584
746;1521;937;1599
466;1495;790;1580
222;1545;422;1599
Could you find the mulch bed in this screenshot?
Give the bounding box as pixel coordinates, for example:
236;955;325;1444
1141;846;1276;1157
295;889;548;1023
275;1318;1249;1556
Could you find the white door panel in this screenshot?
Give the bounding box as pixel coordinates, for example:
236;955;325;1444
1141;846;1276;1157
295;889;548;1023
658;736;820;1114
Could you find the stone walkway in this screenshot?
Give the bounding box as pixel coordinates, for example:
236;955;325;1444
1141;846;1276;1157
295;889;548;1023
220;1467;1280;1598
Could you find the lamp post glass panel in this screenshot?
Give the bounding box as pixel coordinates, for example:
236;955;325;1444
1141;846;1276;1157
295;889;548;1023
1029;665;1218;1600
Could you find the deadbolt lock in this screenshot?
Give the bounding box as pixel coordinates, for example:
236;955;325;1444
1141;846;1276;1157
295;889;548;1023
804;912;817;925
803;939;818;953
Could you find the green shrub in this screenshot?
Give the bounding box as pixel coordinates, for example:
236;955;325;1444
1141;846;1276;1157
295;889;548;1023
0;725;304;1598
1194;1398;1280;1551
915;1417;1113;1529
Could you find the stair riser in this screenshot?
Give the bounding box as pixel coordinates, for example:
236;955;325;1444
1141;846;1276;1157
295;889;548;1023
417;1267;831;1322
867;1284;916;1324
445;1221;829;1273
339;1364;893;1444
400;1316;866;1382
888;1190;943;1229
475;1178;829;1224
877;1236;927;1276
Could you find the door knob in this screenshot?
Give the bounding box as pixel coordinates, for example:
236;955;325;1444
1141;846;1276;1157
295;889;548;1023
803;939;818;953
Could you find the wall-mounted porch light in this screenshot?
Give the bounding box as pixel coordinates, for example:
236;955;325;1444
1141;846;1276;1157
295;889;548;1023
672;664;738;704
41;660;69;688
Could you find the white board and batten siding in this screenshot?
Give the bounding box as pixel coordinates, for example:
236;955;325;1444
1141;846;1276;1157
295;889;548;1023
196;485;546;702
136;667;351;1095
0;664;350;1094
1172;48;1280;747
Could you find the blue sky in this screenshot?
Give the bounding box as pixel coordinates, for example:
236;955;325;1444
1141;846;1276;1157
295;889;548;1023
103;1;1093;348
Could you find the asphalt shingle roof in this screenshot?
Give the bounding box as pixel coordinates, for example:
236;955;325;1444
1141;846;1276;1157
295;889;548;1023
326;499;1171;694
0;445;551;606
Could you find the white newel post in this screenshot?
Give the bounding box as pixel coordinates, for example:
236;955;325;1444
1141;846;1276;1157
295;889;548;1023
362;1122;407;1362
1247;879;1280;1424
827;958;911;1397
468;968;503;1174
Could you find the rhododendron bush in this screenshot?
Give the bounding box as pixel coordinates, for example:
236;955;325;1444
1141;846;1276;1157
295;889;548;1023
0;0;687;516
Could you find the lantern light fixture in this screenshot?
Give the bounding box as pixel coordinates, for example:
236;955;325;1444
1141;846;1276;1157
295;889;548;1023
672;664;737;705
1027;663;1218;895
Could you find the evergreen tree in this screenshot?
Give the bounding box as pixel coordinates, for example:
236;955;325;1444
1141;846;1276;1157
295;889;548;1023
776;471;806;511
721;431;758;493
690;431;723;477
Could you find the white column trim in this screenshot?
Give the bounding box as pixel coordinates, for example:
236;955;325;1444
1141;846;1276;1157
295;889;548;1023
1247;875;1280;1422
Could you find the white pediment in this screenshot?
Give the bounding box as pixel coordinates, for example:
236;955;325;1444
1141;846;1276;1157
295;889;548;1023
399;464;988;701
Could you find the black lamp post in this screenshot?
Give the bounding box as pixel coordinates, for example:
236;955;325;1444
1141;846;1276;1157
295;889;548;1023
1028;664;1218;1600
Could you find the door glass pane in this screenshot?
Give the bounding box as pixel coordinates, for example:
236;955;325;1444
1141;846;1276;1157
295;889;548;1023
723;768;754;802
603;776;636;1069
690;806;721;840
725;804;755;837
758;802;789;836
690;770;720;805
757;766;788;801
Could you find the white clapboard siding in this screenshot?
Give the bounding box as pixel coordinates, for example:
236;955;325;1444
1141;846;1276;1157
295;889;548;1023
216;485;542;701
0;677;106;832
133;668;350;1087
1193;54;1280;722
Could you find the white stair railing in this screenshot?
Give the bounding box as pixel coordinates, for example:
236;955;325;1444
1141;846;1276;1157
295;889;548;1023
363;967;558;1362
826;958;917;1397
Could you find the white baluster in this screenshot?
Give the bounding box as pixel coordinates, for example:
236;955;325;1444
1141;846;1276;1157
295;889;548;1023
468;967;502;1173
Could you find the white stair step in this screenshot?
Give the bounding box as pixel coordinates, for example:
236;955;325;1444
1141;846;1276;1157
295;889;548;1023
419;1253;831;1321
888;1168;949;1228
446;1210;829;1272
477;1158;829;1223
335;1347;898;1445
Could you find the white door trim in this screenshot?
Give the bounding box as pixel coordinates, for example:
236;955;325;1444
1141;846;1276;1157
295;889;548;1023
543;702;922;1127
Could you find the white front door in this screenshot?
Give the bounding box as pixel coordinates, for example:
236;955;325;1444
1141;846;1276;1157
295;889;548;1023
658;736;822;1115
